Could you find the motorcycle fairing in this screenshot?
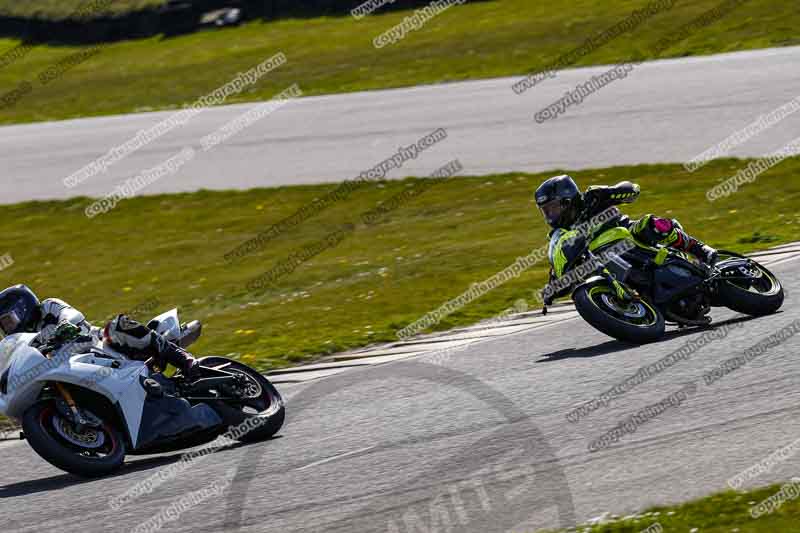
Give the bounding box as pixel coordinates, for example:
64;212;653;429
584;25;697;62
650;261;706;305
0;333;150;447
133;374;222;453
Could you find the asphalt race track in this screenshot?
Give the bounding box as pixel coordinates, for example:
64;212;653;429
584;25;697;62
1;46;799;204
1;255;798;532
2;40;800;533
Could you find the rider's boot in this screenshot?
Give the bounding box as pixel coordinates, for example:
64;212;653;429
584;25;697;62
687;241;719;267
668;220;719;265
157;339;202;381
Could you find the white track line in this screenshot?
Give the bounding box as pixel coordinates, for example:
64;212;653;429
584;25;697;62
295;446;376;471
761;253;800;268
0;438;24;448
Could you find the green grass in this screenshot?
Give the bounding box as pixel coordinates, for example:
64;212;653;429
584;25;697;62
1;0;800;124
0;414;15;431
549;482;800;532
0;1;164;20
0;158;798;371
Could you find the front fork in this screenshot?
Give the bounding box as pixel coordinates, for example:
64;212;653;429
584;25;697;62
604;268;640;302
41;347;89;431
53;383;93;433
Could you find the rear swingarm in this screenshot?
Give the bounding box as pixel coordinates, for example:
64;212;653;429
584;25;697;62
180;366;248;401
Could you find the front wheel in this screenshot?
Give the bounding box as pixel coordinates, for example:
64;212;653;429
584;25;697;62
198;357;285;443
22;401;126;478
573;281;665;344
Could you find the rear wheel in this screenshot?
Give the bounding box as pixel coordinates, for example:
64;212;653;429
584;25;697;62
22;400;126;477
198;357;285;443
717;254;784;316
574;281;665;344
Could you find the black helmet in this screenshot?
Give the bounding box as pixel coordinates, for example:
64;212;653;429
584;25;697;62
535;175;583;229
0;285;41;337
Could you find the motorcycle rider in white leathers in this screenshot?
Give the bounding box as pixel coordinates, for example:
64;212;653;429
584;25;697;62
0;285;199;377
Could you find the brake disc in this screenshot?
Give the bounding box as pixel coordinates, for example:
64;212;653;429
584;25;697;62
739;264;763;279
600;293;647;318
238;374;263;399
52;414;106;449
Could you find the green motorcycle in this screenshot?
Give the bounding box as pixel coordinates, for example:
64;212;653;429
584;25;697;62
543;226;784;344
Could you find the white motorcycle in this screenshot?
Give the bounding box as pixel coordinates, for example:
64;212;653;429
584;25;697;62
0;309;285;477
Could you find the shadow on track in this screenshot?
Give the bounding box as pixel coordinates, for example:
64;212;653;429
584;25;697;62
0;438;265;498
536;314;764;362
0;471;97;498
